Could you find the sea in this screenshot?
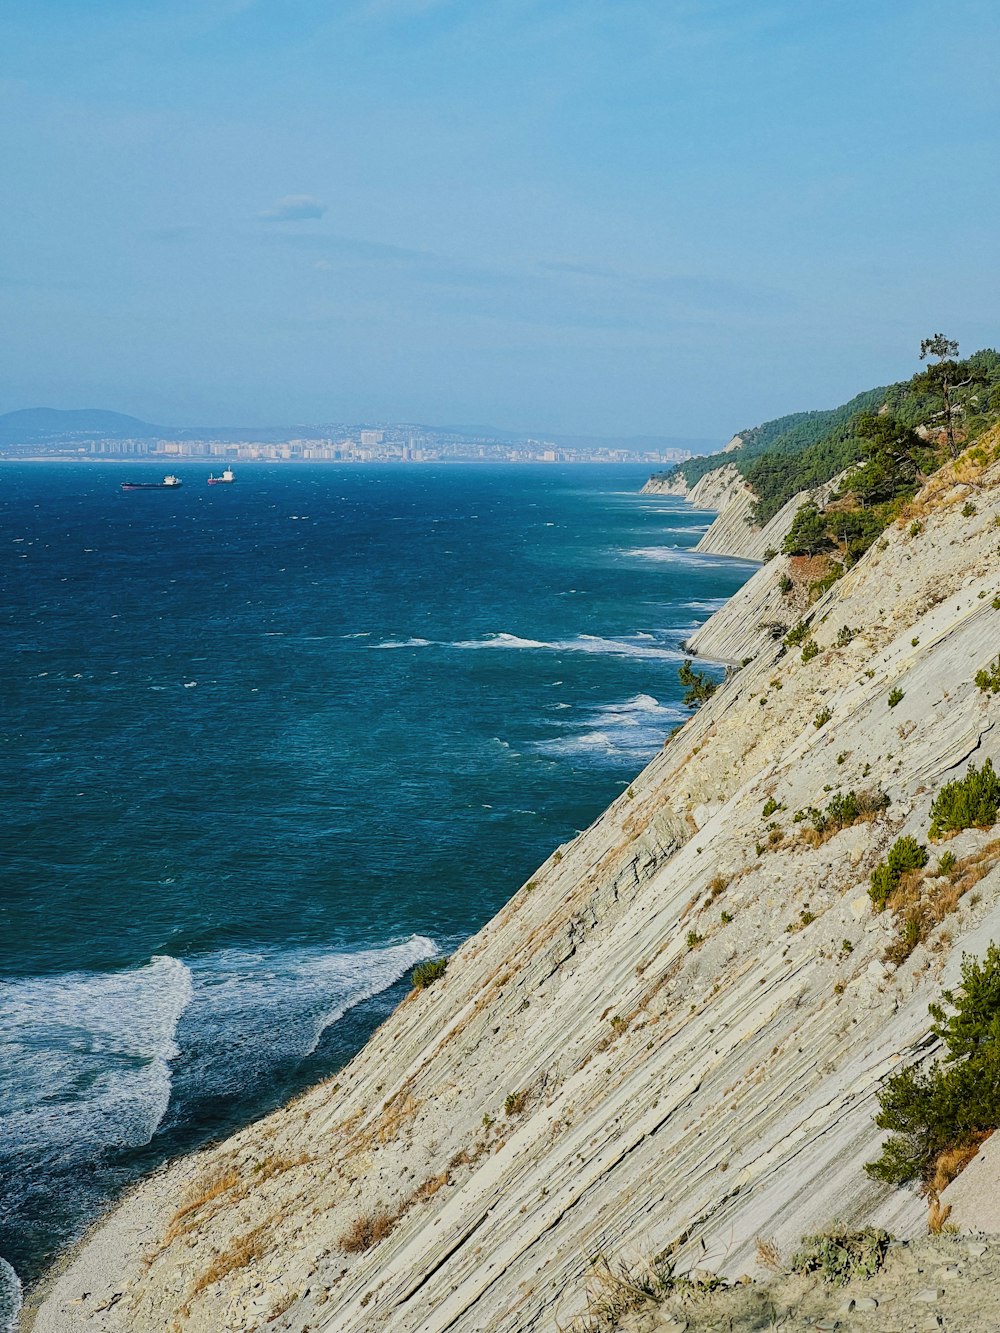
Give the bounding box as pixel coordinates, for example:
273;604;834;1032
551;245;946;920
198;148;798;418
0;460;756;1316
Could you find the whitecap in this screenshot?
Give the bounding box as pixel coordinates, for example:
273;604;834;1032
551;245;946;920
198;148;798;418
175;935;437;1092
453;632;550;650
372;637;433;649
0;956;193;1157
0;1259;21;1333
533;692;685;766
183;681;197;688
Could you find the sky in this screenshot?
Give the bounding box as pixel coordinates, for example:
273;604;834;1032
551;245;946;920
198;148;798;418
1;0;999;436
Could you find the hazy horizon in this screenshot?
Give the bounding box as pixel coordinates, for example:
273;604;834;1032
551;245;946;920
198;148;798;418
3;1;999;434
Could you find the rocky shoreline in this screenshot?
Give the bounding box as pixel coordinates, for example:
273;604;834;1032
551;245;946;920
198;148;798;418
28;442;1000;1332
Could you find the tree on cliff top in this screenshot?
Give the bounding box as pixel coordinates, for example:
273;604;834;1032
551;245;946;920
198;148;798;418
913;334;970;458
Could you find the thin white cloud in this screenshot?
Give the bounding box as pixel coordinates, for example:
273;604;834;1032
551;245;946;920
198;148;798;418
259;194;327;222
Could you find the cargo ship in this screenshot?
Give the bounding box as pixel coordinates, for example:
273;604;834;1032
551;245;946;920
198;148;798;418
120;475;183;491
207;468;236;485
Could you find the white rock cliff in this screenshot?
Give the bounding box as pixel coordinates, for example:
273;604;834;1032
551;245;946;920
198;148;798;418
30;444;1000;1333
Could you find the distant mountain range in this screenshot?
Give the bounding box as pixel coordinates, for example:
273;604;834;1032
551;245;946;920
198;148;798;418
0;408;165;444
0;406;722;454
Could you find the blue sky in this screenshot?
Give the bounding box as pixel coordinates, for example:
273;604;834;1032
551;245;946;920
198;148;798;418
1;0;998;435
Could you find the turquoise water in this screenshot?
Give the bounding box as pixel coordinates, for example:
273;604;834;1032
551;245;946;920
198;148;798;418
0;461;755;1297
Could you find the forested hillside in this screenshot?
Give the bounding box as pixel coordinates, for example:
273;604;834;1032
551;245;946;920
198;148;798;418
655;343;1000;525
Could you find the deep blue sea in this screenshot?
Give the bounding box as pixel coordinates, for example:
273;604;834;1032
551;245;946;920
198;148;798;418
0;461;755;1310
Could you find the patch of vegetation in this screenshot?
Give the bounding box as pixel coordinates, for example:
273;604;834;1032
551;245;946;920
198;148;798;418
779;573;793;595
762;797;781;818
504;1089;529;1117
678;658;718;707
866;944;1000;1190
962;500;978;517
809;561;845;601
650;343;1000;532
686;930;702;950
790;1227;892;1286
801;639;819;663
836;625;856;647
783;620;811;648
887;687;905;708
975;656;1000;694
411;956;449;990
814;706;832;729
936;851;958;876
869;836;929;911
339;1209;397;1254
928;759;1000;838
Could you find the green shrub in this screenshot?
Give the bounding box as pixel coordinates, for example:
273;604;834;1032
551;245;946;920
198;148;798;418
836;625;856;647
962;500;978;517
678;659;718;707
783;501;832;557
411;957;449;990
928;759;1000;838
801;639;819;663
975;657;1000;694
887;687;904;708
790;1227;892;1286
866;944;1000;1188
936;851;958;876
807;788;888;837
814;707;832;728
908;521;924;537
809;561;844;601
763;546;777;561
869;836;928;911
762;797;781;818
783;620;811;648
686;930;702;949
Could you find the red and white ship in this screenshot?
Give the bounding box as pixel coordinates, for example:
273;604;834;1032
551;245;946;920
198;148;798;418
207;469;236;485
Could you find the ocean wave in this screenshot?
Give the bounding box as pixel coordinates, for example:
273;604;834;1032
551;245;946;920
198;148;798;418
0;955;193;1157
451;632;683;660
176;935;437;1093
0;938;435;1186
626;546;756;568
453;632;550;650
0;1260;21;1333
534;693;684;765
372;637;433;649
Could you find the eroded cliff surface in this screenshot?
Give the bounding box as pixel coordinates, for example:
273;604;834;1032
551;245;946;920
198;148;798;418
31;449;1000;1333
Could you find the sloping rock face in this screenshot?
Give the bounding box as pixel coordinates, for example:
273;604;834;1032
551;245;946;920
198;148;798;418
644;464;841;564
31;453;1000;1333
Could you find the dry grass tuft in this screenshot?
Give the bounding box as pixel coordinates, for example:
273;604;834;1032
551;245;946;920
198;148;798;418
164;1166;243;1245
755;1235;783;1271
338;1209;397;1254
189;1225;265;1297
884;837;1000;965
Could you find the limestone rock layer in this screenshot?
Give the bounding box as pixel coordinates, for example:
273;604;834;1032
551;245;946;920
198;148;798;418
31;449;1000;1333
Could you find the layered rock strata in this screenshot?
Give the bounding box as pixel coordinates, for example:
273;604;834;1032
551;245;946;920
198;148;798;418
31;448;1000;1333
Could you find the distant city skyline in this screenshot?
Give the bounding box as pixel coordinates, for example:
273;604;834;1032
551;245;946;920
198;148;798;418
2;1;998;434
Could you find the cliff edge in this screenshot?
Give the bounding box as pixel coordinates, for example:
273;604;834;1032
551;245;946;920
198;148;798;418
29;443;1000;1333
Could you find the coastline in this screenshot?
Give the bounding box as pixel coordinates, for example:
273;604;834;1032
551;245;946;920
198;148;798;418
27;450;1000;1332
18;474;742;1325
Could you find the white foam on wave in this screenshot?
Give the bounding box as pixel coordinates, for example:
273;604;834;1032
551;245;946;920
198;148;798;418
450;632;682;660
176;935;437;1094
0;955;193;1158
372;637;433;649
0;1260;21;1333
627;546;756;568
535;693;684;765
453;632;550;650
